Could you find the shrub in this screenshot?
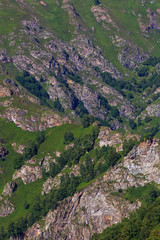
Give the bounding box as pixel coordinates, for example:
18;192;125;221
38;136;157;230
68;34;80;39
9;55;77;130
64;132;74;144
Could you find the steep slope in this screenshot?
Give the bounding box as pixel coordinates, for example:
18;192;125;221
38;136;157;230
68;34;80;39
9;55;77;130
0;0;160;239
0;0;160;128
23;139;160;240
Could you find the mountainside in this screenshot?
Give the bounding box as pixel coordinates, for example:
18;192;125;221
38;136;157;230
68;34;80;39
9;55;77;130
0;0;160;239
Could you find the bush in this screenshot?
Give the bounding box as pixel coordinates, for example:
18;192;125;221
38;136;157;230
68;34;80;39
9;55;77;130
129;119;137;129
64;132;74;144
36;131;45;146
53;98;64;112
110;107;119;118
13;155;25;169
24;201;29;209
16;71;49;104
137;66;149;77
122;139;138;156
143;56;160;66
144;116;152;123
94;0;100;5
81;115;91;128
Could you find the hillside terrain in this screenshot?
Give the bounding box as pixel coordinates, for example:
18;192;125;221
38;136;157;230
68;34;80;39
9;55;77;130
0;0;160;239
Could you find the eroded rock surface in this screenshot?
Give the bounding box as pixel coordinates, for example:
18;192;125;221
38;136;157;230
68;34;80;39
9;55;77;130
13;165;42;184
24;140;160;240
2;181;17;197
0;107;70;132
0;199;15;217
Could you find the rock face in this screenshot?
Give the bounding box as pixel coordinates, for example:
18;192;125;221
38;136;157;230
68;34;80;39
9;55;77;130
122;140;160;184
24;140;160;240
98;127;139;152
13;165;42;184
145;98;160;117
0;107;70;132
0;199;15;217
26;193;140;240
118;46;148;69
2;181;17;197
41;176;61;195
0;85;12;97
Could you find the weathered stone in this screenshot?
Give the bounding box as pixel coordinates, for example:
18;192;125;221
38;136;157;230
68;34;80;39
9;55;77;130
0;199;15;217
2;181;17;197
13;165;42;184
24;140;160;240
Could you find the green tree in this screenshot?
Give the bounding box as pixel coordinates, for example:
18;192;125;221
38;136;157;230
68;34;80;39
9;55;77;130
36;131;45;146
81;115;91;128
24;200;29;209
129;119;137;129
64;132;74;144
94;0;100;5
53;98;64;112
13;155;25;169
0;226;5;239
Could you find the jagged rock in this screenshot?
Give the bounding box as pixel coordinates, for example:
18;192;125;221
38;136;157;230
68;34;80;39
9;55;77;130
98;127;138;151
0;146;8;158
69;83;107;119
25;192;140;240
2;181;17;197
42;164;80;194
122;139;160;184
0;107;70;131
110;119;123;130
0;49;11;63
13;165;42;184
118;46;148;69
147;9;160;31
145;98;160;117
24;140;160;240
42;175;61;195
99;84;134;118
0;199;15;217
41;156;56;172
98;127;123;151
0;85;12;97
138;8;160;32
71;34;122;79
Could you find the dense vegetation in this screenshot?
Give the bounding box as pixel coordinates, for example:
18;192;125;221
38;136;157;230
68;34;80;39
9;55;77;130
143;56;160;67
16;71;49;105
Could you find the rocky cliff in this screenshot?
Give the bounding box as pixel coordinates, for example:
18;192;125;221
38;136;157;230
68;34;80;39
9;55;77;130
0;0;160;130
0;0;160;239
23;139;160;240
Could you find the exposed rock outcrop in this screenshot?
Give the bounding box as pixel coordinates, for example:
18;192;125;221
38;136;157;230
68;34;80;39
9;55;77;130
0;199;15;217
118;45;148;69
24;140;160;240
13;165;42;184
145;98;160;117
0;107;70;131
0;85;12;97
98;127;139;151
2;181;17;197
